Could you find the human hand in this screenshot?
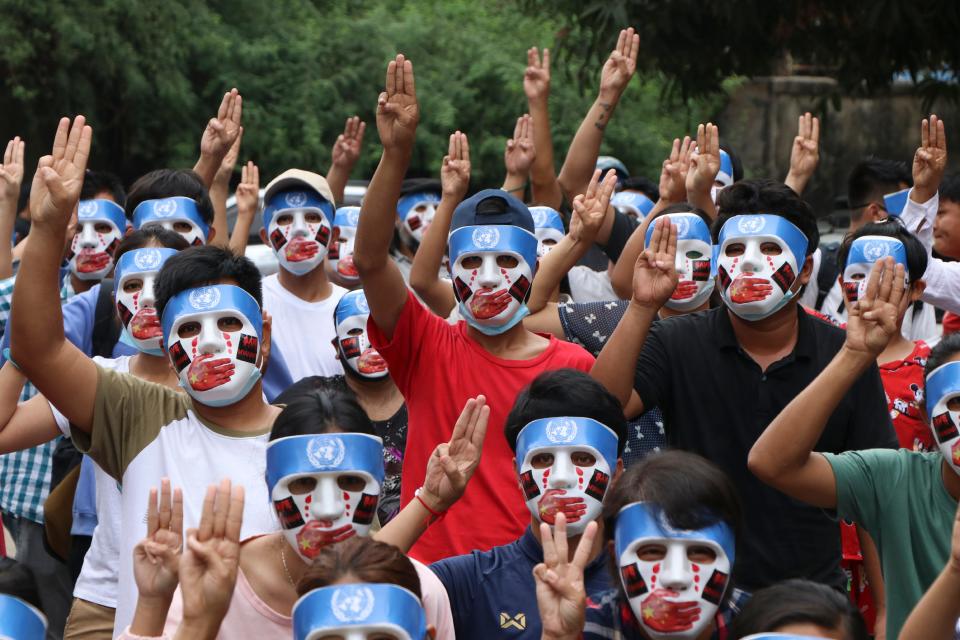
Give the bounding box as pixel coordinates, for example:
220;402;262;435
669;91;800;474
631;216;678;309
843;257;906;358
133;478;184;601
598;27;640;101
0;137;25;204
376;54;419;152
686;123;720;196
441;131;471;200
570;169;617;244
912;114;947;203
524;47;551;103
786;112;820;191
235;161;260;218
533;513;598;640
199;89;243;164
658;136;692;204
504;114;536;176
331;116;366;170
30;116;92;233
420;396;489;512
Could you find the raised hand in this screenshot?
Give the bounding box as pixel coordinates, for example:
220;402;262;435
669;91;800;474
504;114;536;176
30;116;92;231
632;216;679;309
658;136;692;204
598;27;640;100
133;479;184;601
200;89;243;164
420;396;489;512
571;169;617;244
441;131;471;200
844;257;906;357
235;161;260;217
376;54;419;152
913;114;948;202
331;116;366;170
524;47;551;103
686;123;720;196
0;137;25;203
533;513;598;640
786;112;820;193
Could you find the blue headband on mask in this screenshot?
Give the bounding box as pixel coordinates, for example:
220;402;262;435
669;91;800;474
717;149;734;186
925;362;960;421
846;236;909;279
262;190;334;230
293;584;427;640
716;214;808;267
335;290;371;327
114;248;179;285
448;225;539;275
644;212;711;248
133;197;209;238
612;191;655;218
397;192;441;222
334;206;361;230
614;502;736;566
0;594;47;640
529;207;565;235
78;199;127;233
516;417;619;474
265;433;385;495
883;188;910;218
160;284;262;346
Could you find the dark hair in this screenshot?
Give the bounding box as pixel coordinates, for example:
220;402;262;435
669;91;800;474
713;179;819;254
939;173;960;205
296;536;421;599
619;176;660;202
648;202;712;228
154;245;261;319
925;333;960;380
270;386;375;441
125;169;215;225
836;219;928;282
0;557;43;613
504;369;628;456
114;227;189;263
81;170;127;208
721;144;744;183
847;158;911;217
730;579;868;640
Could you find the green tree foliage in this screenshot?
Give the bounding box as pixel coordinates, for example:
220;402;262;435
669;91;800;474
0;0;720;190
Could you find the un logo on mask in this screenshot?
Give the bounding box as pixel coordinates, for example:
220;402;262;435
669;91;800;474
154;199;178;218
531;208;548;228
472;227;500;250
347;208;361;226
862;241;891;262
331;585;376;623
133;249;163;271
545;419;578;443
78;201;98;217
737;216;766;235
306;436;346;469
354;294;370;314
673;215;691;238
188;287;221;310
284;192;308;208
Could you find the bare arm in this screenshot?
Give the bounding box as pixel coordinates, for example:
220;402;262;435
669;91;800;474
502;114;535;199
229;161;260;256
192;89;242;189
899;501;960;640
524;47;563;209
784;113;820;195
353;55;420;341
409;131;468;317
327;116;366;204
0;364;62;453
0;137;25;279
10;116;98;432
207;130;242;248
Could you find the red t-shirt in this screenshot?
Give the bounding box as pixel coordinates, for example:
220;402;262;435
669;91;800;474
879;340;933;452
367;292;596;563
944;311;960;335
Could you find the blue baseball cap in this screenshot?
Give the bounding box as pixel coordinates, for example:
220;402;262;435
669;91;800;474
450;189;534;234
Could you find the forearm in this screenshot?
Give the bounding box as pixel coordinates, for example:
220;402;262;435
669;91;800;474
326;163;351;204
899;565;960;640
130;595;174;637
528;100;563;209
858;528;886;622
207;180;230;248
355;148;412;273
590;302;656;406
192;157;218;189
686;186;716;220
784;171;811;195
557;94;619;200
0;362;26;429
0;197;17;280
528;234;593;313
410;196;457;317
502;170;528;199
610;200;669;299
10;225;67;366
374;498;437;553
228;210;255;256
173;617;221;640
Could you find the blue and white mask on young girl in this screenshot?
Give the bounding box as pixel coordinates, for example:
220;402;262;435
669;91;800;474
293;584;428;640
329;206;361;284
335;291;388;380
646;213;714;312
710;149;735;204
615;502;735;640
612;191;655;220
0;594;48;640
133;197;209;247
530;207;565;257
266;433;384;562
397;191;441;245
448;225;539;335
925;362;960;476
160;285;262;407
716;214;808;321
263;190;335;276
516;417;618;536
115;248;179;356
68;200;127;281
841;236;910;304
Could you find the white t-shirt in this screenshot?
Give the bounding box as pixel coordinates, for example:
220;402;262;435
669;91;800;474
261;273;346;381
70;366;279;637
567;266;617;303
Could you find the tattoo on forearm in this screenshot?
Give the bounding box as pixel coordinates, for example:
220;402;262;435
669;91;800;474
594;102;613;131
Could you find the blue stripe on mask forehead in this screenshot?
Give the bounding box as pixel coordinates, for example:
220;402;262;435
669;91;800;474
719;149;733;180
132;197;209;237
292;584;426;640
614;502;736;565
718;214;808;262
334;290;371;326
78;199;127;232
529;207;565;234
397;192;441;221
334;206;362;229
612;191;655;217
925;362;960;420
114;248;178;283
0;594;48;638
515;417;619;473
160;284;262;345
265;433;385;494
448;225;539;272
847;236;909;277
644;213;711;248
883;188;910;218
263;190;334;230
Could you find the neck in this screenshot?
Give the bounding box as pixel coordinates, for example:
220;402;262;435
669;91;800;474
69;274;96;294
194;381;279;432
344;371;398;400
277;265;333;302
129;353;179;387
658;300;709;319
278;534;309;594
727;301;799;355
530;518;606;564
943;460;960;501
465;320;530;356
877;330;915;364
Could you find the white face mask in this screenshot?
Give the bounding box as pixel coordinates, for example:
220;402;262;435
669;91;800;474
267;208;332;276
926;362;960;476
133;196;210;247
266;434;384;562
716;215;808;321
141;220;206;247
615;503;735;640
114;248;179;356
69;217;123;281
841;235;910;304
646;213;714;312
329;207;361;285
398;193;441;245
335;292;388;380
161;285;263;408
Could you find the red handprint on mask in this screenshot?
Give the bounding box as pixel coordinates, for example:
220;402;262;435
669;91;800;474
639;589;701;632
469;289;513;319
357;348;387;375
671;280;700;300
75;249;112;273
728;275;773;303
130;308;162;340
295;522;355;558
337;254;358;277
537;489;587;524
186;353;235;391
284;237;320;262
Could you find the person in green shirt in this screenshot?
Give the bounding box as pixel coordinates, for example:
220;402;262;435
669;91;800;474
748;256;960;640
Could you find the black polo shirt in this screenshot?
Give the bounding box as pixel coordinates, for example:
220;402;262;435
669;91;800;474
633;304;897;591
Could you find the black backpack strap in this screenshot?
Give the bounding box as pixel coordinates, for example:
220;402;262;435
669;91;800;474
815;243;840;311
92;278;121;358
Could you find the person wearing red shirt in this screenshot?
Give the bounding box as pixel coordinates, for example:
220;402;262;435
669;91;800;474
353;55;596;564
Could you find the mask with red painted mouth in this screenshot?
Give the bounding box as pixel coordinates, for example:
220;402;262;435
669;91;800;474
267;205;332;276
335;290;390;381
130;308;162;340
644;213;715;313
115;248;180;357
69;226;121;281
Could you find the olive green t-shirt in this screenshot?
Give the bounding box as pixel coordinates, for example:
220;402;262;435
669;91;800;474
824;449;957;639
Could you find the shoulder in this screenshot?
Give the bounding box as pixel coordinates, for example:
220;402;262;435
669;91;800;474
825;448;932;481
548;337;595;366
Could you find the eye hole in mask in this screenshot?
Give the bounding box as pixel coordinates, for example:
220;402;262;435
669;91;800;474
529;451;598;469
636;543;718;564
287;474;369;495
